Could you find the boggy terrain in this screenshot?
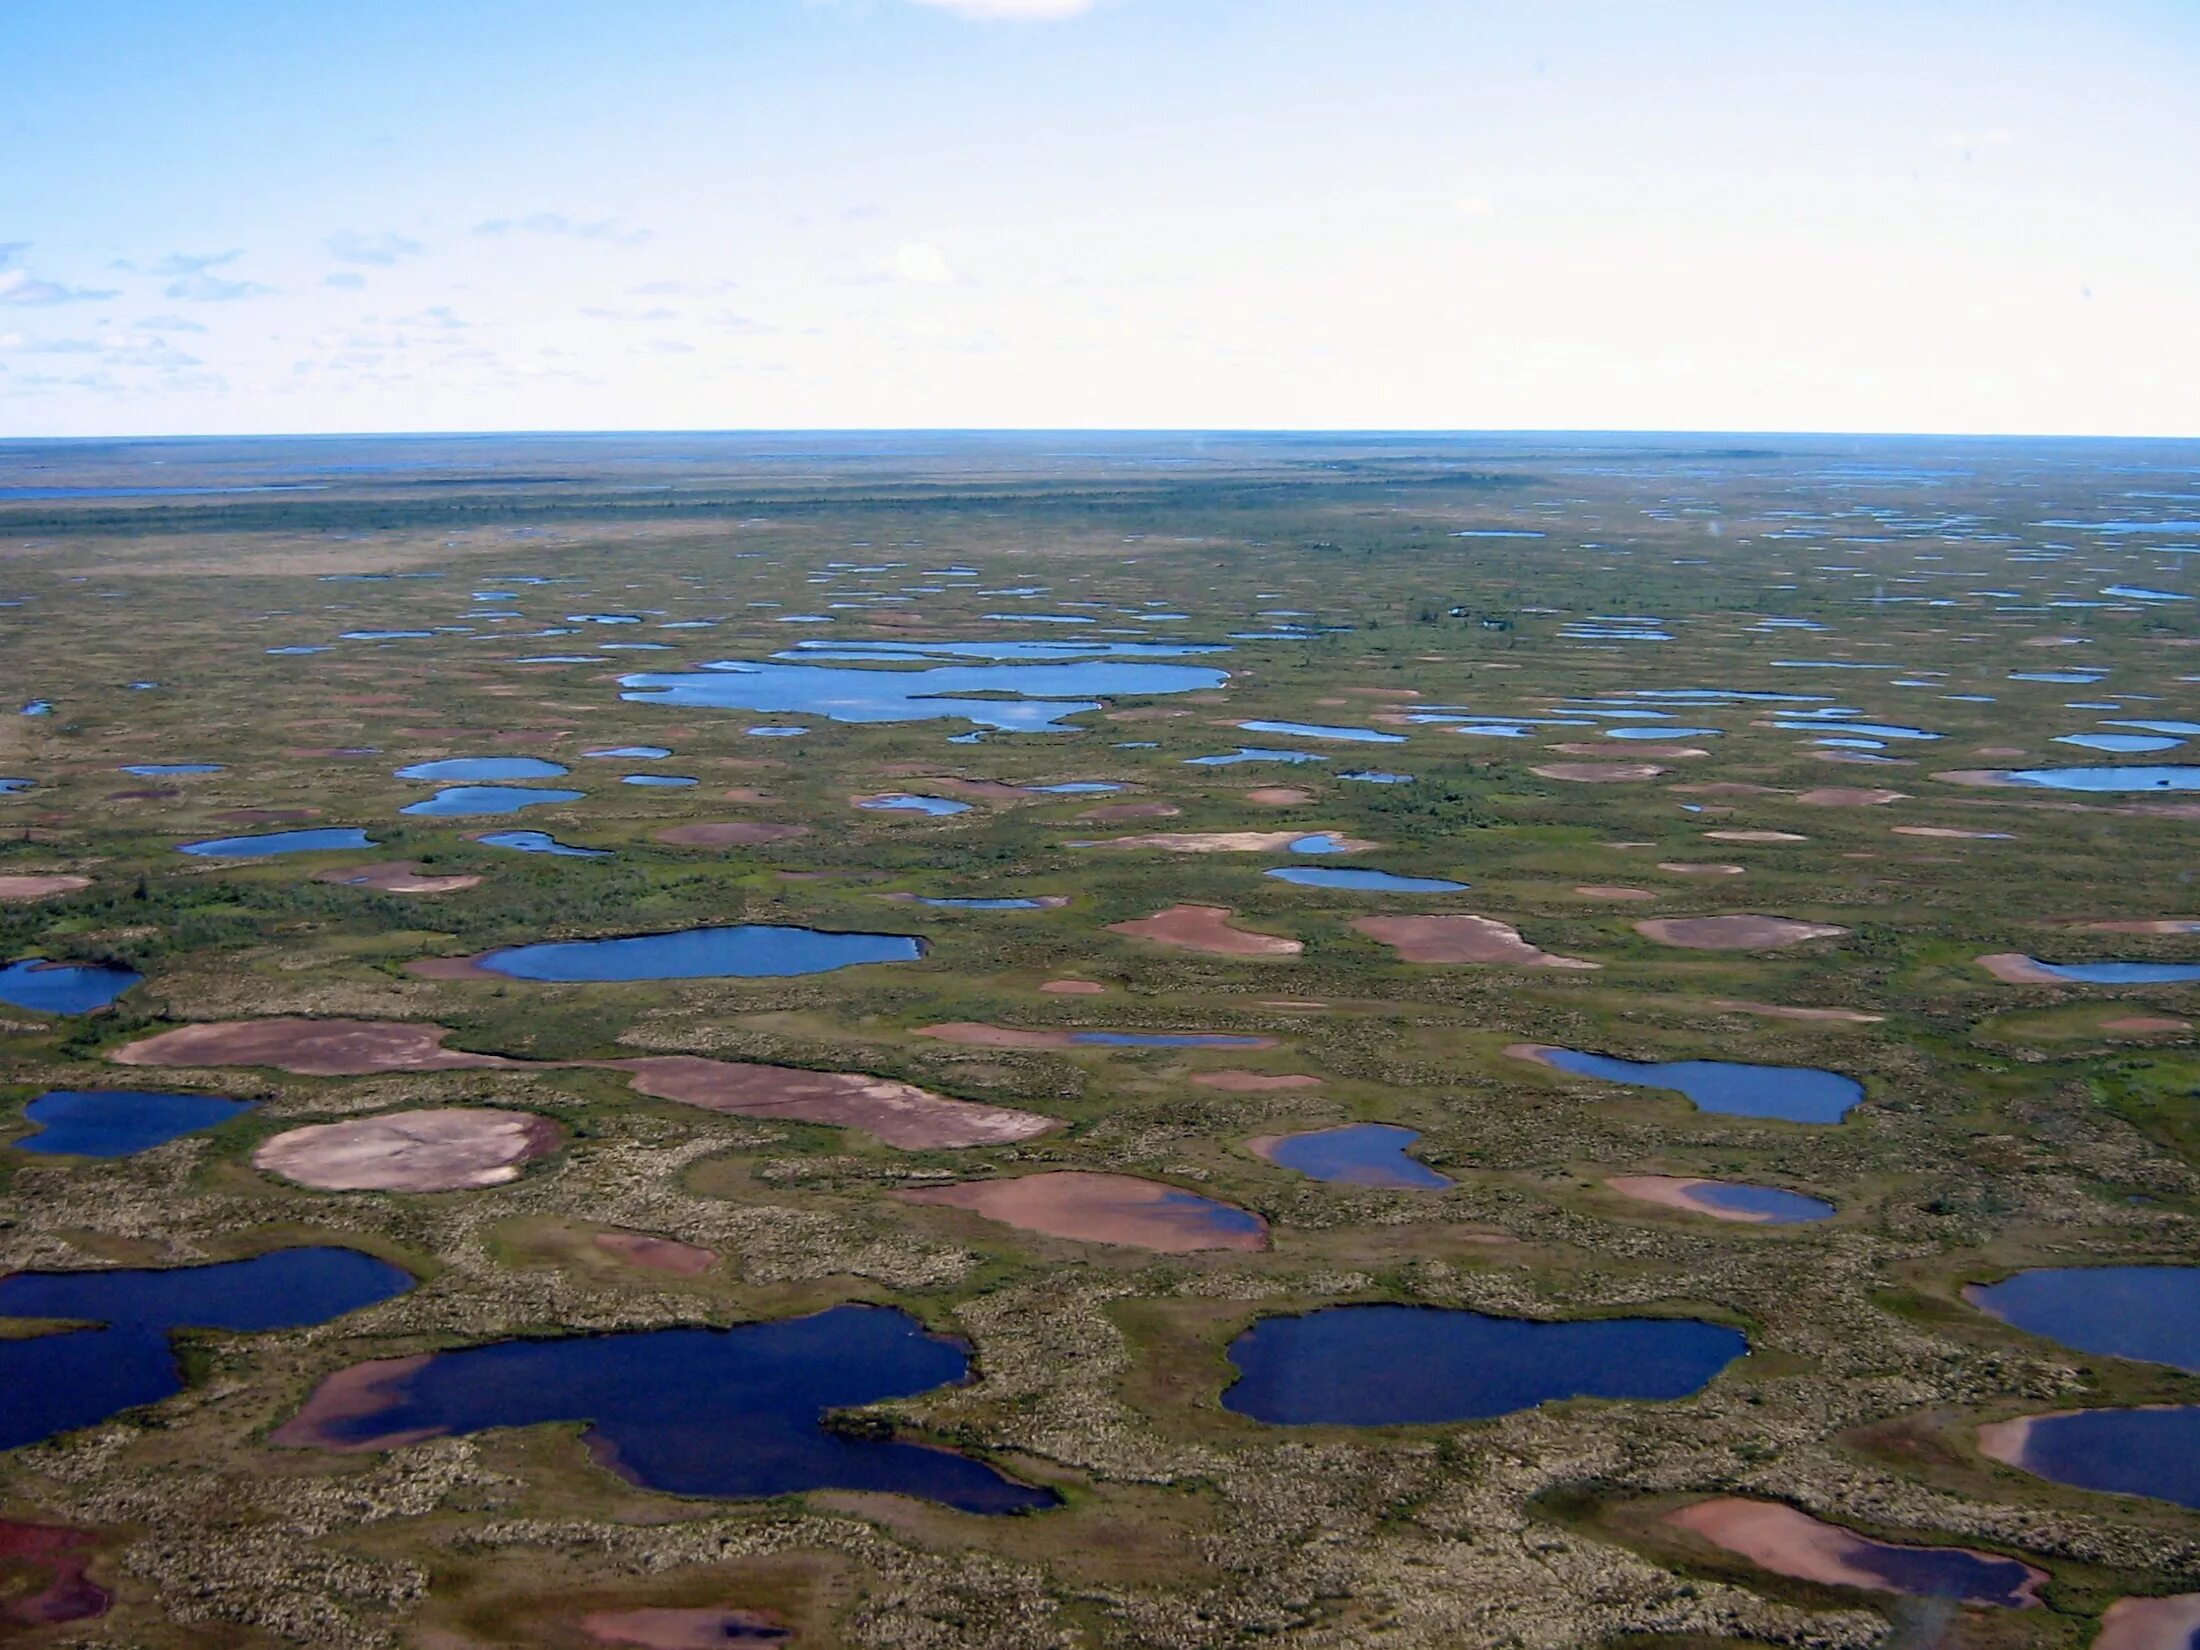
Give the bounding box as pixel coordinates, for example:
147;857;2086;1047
0;430;2196;1649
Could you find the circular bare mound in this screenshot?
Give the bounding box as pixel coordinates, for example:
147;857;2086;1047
1705;830;1807;844
581;1607;792;1648
1658;862;1745;876
1795;787;1908;807
606;1054;1057;1149
898;1170;1267;1252
2103;1015;2191;1035
1107;904;1302;958
1977;953;2063;983
2094;1594;2200;1650
1354;914;1597;969
1634;915;1848;951
1574;885;1656;901
1040;979;1106;995
0;874;91;902
1191;1070;1321;1092
1078;801;1180;823
1245;787;1313;805
1549;743;1706;760
2067;918;2200;934
652;821;809;847
1531;763;1666;783
1710;999;1883;1024
113;1017;513;1076
1891;826;2010;840
254;1107;562;1191
313;861;482;894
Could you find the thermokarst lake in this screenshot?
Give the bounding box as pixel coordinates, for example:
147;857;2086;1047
6;431;2199;1649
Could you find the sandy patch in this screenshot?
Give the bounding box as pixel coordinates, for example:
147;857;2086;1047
580;1607;792;1647
1795;788;1908;807
1082;830;1371;853
254;1107;562;1191
1191;1070;1322;1092
0;1519;108;1627
2066;918;2200;935
592;1231;718;1277
0;874;91;901
2102;1015;2192;1034
1574;885;1656;901
314;861;483;894
1665;1498;2044;1606
2094;1594;2200;1650
1634;916;1848;951
1078;801;1180;823
403;955;498;981
720;788;777;803
606;1055;1055;1149
1245;787;1313;805
1889;826;2007;840
1977;953;2063;984
1040;979;1105;995
1107;904;1302;958
898;1170;1267;1252
1548;743;1706;760
1704;830;1807;844
1657;862;1745;876
1606;1176;1792;1223
1672;783;1784;797
1710;999;1883;1024
652;821;810;847
269;1354;440;1452
1354;914;1597;969
114;1017;517;1076
1531;763;1666;783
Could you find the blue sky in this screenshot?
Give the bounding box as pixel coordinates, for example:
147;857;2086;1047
3;0;2195;437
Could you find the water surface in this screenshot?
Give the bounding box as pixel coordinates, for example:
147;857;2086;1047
15;1090;253;1157
2028;960;2200;984
1534;1049;1862;1123
1266;867;1466;893
1223;1305;1745;1424
1997;767;2200;793
394;757;569;782
1995;1408;2200;1509
400;785;585;817
1967;1267;2199;1371
477;924;922;981
1259;1125;1453;1189
179;828;378;858
475;830;609;858
0;959;143;1015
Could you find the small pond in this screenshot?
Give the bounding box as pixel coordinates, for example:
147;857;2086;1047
118;763;223;776
1073;1032;1270;1048
394;758;569;782
1256;1125;1453;1190
2028;960;2200;984
1675;1182;1835;1223
15;1091;254;1157
179;828;378;858
0;959;143;1016
583;746;672;759
400;786;586;817
1966;1266;2199;1371
475;831;609;858
476;924;923;981
1532;1049;1863;1124
918;897;1055;910
0;1247;414;1451
278;1304;1052;1513
1266;867;1466;893
1223;1304;1745;1425
1990;1407;2200;1509
858;794;970;816
621;774;699;787
1998;767;2200;793
1236;721;1405;744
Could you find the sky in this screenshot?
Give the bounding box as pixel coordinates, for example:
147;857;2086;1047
3;0;2196;439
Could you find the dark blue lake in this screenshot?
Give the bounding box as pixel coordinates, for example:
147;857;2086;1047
621;658;1226;733
400;785;586;817
1223;1305;1746;1425
2031;960;2200;983
283;1305;1052;1513
2003;1408;2200;1509
15;1090;254;1157
1999;766;2200;793
0;959;143;1015
1535;1050;1862;1123
394;757;569;782
1967;1266;2200;1371
179;828;378;857
477;924;923;981
475;830;608;858
1266;867;1466;893
0;1247;414;1451
1260;1125;1453;1189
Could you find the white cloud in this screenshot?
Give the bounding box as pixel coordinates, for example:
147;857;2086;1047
164;271;274;302
904;0;1096;18
886;241;956;284
323;272;368;290
473;213;652;247
327;230;426;265
0;268;119;306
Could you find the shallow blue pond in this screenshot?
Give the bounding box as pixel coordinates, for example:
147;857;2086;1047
400;785;586;817
1998;767;2200;792
179;828;378;857
1340;771;1413;784
1223;1305;1745;1425
621;658;1226;733
621;774;699;787
475;830;609;858
583;746;672;759
1261;1125;1453;1190
282;1304;1053;1512
1289;833;1353;854
1184;748;1327;766
0;1247;415;1451
1999;1407;2200;1508
1535;1049;1862;1123
1071;1032;1268;1048
1686;1182;1836;1223
15;1090;254;1157
1237;721;1405;744
119;763;223;776
2054;733;2181;754
0;959;143;1015
476;924;923;981
2029;960;2200;983
394;757;569;782
1266;867;1466;893
1967;1266;2199;1371
859;794;970;816
918;897;1054;909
